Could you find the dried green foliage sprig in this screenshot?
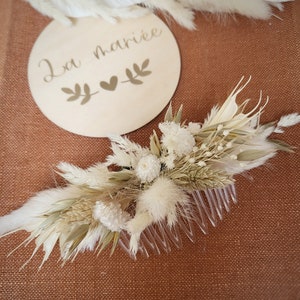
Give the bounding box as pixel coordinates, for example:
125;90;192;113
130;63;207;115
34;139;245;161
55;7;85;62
1;78;299;268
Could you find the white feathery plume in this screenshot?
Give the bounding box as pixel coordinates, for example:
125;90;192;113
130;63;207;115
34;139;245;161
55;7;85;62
181;0;291;19
0;186;90;268
203;105;219;126
126;177;189;255
136;177;189;225
106;135;150;168
25;0;147;26
57;162;114;189
25;0;292;29
275;113;300;133
108;135;148;156
106;143;134;167
0;186;81;237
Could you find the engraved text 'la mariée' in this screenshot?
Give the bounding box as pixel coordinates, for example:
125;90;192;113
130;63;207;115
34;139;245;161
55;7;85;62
38;28;162;83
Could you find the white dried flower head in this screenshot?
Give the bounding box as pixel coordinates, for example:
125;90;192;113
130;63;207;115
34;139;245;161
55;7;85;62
160;153;176;170
188;158;196;164
93;201;130;232
204;151;212;157
217;124;224;131
197;161;206;167
187;122;201;135
136;154;161;183
226;142;233;148
159;122;195;157
223;130;230;136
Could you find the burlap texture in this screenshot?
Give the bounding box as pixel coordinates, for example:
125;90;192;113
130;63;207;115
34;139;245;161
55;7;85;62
0;1;299;299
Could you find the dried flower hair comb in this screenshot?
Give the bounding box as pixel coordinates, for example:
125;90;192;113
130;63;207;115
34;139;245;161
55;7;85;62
0;78;299;269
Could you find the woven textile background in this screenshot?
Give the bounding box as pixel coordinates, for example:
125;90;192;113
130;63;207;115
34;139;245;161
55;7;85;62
0;1;299;299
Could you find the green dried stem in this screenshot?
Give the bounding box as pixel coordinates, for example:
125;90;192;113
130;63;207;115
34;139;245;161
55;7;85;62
270;139;294;152
96;231;120;256
164;103;183;123
150;130;162;156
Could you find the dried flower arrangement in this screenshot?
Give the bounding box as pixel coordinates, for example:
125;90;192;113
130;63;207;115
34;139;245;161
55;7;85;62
0;78;299;269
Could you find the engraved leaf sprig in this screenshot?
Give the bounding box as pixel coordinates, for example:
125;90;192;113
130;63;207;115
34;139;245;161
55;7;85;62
61;83;98;105
123;59;152;85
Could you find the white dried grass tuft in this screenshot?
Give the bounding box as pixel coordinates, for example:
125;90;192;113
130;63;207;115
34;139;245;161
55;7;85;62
25;0;292;29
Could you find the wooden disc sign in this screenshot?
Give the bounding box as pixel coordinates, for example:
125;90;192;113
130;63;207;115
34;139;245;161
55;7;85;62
28;14;181;137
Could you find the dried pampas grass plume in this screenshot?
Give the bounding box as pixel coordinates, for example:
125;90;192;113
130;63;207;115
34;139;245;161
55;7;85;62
25;0;293;29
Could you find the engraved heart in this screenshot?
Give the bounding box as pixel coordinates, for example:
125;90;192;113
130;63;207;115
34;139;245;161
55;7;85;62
100;76;118;91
